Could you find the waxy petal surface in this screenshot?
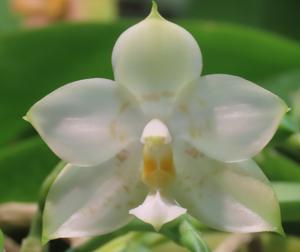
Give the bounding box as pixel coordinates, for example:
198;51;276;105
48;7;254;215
112;6;202;118
43;143;147;240
26;78;146;166
171;141;283;233
130;190;186;231
171;74;288;162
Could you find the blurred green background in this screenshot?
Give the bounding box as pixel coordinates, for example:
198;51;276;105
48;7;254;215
0;0;300;251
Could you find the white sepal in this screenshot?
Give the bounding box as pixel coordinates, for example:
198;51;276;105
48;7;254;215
112;4;202;118
171;141;283;234
42;142;147;241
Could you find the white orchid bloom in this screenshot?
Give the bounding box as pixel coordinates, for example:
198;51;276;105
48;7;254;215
25;2;287;241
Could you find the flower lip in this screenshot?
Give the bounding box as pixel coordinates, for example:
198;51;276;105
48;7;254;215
141;119;171;144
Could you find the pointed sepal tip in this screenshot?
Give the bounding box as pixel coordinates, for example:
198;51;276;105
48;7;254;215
148;1;163;19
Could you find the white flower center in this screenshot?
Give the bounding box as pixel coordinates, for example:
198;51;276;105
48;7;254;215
141;119;175;189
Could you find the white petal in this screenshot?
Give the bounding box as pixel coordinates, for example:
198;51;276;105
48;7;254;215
42;142;147;241
26;78;146;166
171;141;283;233
171;74;288;162
112;4;202;118
129;190;186;231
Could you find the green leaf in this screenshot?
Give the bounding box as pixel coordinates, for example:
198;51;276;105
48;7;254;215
260;69;300;137
184;22;300;80
178;219;211;252
279;133;300;163
279;116;299;135
273;182;300;222
260;69;300;107
0;23;118;145
65;220;153;252
93;233;164;252
0;229;3;252
1;22;300;145
291;90;300;126
0;137;58;202
255;149;300;182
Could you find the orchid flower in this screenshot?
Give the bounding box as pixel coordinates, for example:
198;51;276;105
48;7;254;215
25;2;287;241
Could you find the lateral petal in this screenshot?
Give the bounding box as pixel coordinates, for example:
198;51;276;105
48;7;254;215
171;74;288;162
26;78;146;166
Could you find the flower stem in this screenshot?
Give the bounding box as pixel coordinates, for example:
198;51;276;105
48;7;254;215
20;161;66;252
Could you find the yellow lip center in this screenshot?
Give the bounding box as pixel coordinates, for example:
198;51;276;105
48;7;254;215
142;137;175;189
